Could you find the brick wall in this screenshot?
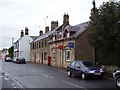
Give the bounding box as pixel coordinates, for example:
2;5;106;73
75;29;94;62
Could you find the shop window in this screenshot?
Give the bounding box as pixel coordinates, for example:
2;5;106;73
44;52;47;60
52;50;56;60
65;50;70;61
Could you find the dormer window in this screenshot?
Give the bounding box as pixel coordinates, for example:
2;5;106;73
63;29;69;38
67;32;69;38
59;32;62;38
70;31;76;36
53;36;55;41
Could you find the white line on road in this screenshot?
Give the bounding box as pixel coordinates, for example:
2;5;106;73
13;77;25;88
12;84;17;88
62;81;88;90
41;73;49;77
48;76;54;79
5;72;25;89
4;77;9;80
41;73;54;79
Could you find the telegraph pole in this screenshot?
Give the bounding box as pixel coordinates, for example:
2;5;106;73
45;16;48;27
92;0;97;64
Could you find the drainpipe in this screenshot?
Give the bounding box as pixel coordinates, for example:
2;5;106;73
60;49;63;67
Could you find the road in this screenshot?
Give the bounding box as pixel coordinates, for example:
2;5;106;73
0;60;16;90
1;59;119;90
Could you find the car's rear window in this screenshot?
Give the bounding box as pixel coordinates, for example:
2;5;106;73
6;57;11;59
19;57;25;59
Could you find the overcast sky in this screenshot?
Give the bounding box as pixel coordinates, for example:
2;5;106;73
0;0;118;50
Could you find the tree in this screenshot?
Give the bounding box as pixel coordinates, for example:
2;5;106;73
88;1;120;66
8;46;14;59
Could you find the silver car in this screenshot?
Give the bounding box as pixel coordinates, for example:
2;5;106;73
5;56;12;62
113;68;120;88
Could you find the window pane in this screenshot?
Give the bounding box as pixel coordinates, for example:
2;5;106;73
66;50;70;61
52;50;56;60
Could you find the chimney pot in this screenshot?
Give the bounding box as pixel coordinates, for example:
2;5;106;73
21;30;24;37
51;21;58;30
39;30;43;36
45;26;49;33
25;27;29;35
63;13;69;26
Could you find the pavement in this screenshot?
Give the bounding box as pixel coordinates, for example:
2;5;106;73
103;72;114;80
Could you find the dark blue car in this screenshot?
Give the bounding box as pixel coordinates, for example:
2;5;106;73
67;60;104;80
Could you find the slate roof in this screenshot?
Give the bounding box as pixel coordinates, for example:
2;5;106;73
30;36;38;40
32;26;61;43
31;21;90;43
65;21;90;38
14;36;38;44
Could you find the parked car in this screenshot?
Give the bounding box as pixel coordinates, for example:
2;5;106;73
16;57;26;64
5;56;12;62
12;58;17;63
113;68;120;88
67;60;104;80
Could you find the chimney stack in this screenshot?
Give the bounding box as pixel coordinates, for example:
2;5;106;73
39;30;43;36
25;27;29;35
63;13;69;26
51;21;58;30
45;26;49;33
21;30;24;37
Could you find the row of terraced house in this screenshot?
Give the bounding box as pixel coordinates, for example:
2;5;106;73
30;14;94;68
13;13;94;68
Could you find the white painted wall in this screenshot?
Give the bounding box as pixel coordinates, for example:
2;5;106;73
14;35;33;61
19;35;33;61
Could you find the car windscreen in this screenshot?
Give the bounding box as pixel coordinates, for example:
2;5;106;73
82;61;94;67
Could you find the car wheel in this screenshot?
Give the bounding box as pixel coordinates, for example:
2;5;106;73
116;76;120;88
67;70;72;77
81;73;86;80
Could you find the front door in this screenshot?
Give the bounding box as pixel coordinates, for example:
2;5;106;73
41;52;44;63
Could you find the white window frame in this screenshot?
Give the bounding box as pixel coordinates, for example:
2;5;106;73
65;50;70;61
